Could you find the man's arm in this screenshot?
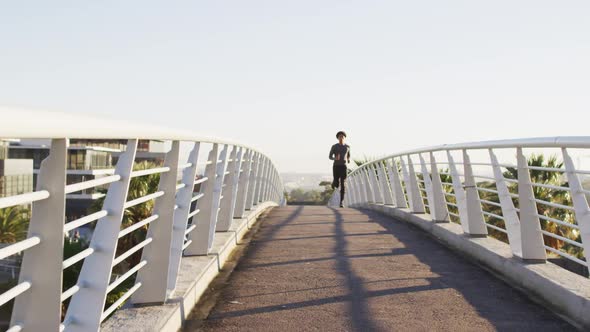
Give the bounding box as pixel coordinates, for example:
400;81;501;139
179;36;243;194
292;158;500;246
347;146;351;163
329;145;335;160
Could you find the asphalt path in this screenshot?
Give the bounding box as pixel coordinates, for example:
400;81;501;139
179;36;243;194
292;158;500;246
187;206;573;332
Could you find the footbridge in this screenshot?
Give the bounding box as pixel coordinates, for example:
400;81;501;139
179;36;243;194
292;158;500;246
0;110;589;331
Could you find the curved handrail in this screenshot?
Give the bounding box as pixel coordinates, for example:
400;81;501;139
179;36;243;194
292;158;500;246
0;107;267;154
350;136;590;175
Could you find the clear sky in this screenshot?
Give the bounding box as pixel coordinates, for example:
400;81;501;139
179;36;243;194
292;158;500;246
1;1;589;173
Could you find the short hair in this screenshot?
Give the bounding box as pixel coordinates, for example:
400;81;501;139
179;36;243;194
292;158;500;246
336;131;347;138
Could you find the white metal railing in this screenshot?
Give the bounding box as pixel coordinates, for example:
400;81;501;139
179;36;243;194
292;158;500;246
341;137;590;278
0;109;285;332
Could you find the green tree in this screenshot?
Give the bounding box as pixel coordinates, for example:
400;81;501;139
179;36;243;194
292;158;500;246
500;154;576;253
0;206;30;243
319;181;335;204
89;161;161;270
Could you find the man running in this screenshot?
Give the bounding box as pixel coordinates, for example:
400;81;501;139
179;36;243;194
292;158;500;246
329;131;350;207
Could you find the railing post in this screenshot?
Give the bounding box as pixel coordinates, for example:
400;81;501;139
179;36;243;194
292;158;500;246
377;162;394;205
447;151;470;229
461;149;488;236
387;158;408;208
273;169;280;202
428;152;450;222
234;149;252;218
245;152;259;210
167;142;200;291
217;146;242;232
516;147;546;260
368;164;384;204
265;159;272;201
489;149;523;256
65;140;138;332
185;144;219;256
346;176;358;206
401;156;424;213
562;148;590;262
418;154;435;213
362;167;375;203
264;159;272;202
353;175;363;205
133;140;180;304
253;156;266;205
10;139;67;331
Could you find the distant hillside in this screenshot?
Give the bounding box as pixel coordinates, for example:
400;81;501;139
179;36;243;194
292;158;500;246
281;173;331;191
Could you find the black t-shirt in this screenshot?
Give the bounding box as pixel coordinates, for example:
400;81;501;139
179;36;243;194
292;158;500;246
329;143;350;166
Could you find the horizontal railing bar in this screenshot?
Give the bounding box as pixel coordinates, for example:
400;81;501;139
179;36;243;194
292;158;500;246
185;224;197;236
191;193;205;203
529;182;570;191
130;167;170;178
467;162;493;166
541;230;584;248
65;175;121;194
479;199;502;207
473;175;496;181
482;211;504;220
533;199;575;211
194;177;208;185
188;208;201;219
124;191;164;209
62;248;95;270
0;190;49;209
178;163;192;169
176;183;186;190
448;211;460;217
476;187;499;194
64;210;108;233
182;240;193;250
61;285;80;302
118;215;159;238
441;182;454;186
446;202;458;207
0;281;31;307
486;223;508;234
545;246;588;267
101;282;142;322
113;238;153;267
434;161;465;165
537;214;579;229
107;260;147;293
444;192;456;197
0;236;41;260
573;169;590;175
527;166;565;172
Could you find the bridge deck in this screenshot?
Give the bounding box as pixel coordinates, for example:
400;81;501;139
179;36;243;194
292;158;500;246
187;206;572;331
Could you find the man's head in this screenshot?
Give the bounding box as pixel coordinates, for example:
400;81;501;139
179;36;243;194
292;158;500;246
336;131;346;143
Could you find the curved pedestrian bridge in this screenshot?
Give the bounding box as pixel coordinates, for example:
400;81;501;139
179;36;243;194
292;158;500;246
186;206;572;331
1;114;589;332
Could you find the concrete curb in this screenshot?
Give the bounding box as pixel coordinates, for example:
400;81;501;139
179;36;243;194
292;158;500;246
356;203;590;330
102;202;277;332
